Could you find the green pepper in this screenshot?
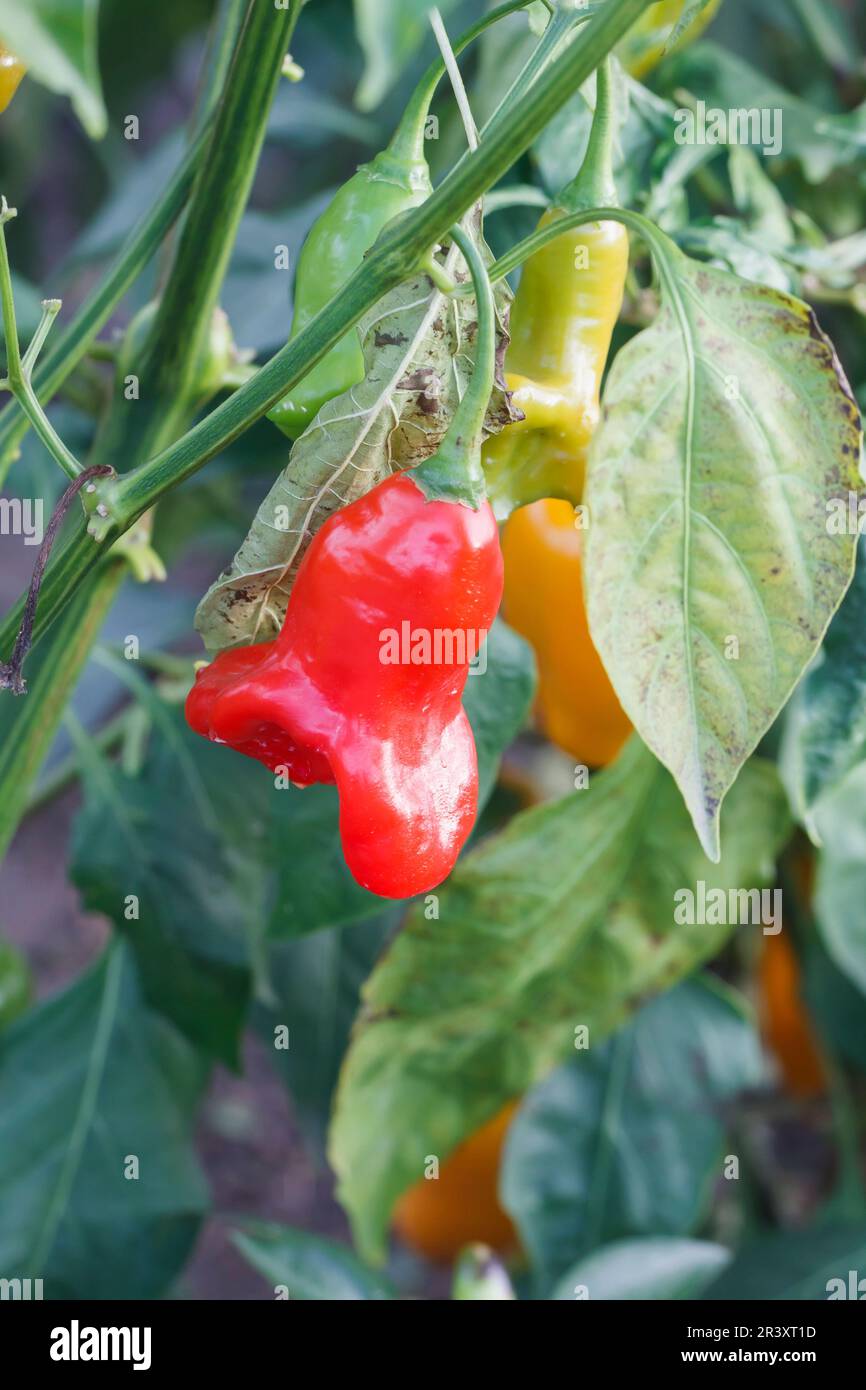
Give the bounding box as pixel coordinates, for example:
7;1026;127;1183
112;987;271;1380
267;1;530;441
267;119;431;439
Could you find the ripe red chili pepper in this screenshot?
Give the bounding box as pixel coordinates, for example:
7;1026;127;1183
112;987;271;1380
188;226;502;897
186;471;503;897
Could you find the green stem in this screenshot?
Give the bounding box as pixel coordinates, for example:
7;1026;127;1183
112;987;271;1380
0;208;85;480
0;0;655;656
559;54;617;210
0;125;210;483
413;224;495;503
191;0;250;133
25;704;133;814
0;561;124;858
389;0;537;163
481;0;588;136
90;0;302;466
484;203;665;285
21;300;62;376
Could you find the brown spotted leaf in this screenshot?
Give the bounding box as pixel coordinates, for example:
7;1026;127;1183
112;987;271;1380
195;233;516;653
328;741;789;1263
584;243;863;860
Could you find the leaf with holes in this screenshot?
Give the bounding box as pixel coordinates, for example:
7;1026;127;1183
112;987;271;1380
584;241;862;860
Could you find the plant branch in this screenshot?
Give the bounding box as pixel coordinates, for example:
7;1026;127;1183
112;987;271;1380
90;0;302;467
0;0;655;660
0;125;211;484
0;203;85;481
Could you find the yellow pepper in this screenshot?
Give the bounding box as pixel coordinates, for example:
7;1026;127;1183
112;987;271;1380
487;59;631;767
0;45;25;115
618;0;722;80
483;209;629;510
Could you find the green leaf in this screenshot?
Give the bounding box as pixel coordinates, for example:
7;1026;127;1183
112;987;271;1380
0;938;31;1030
69;706;256;1067
194;229;517;654
585;240;861;859
329;741;789;1262
811;765;866;997
501;978;762;1290
658;42;855;184
266;618;535;936
0;0;106;137
803;934;866;1072
254;913;397;1147
781;536;866;837
552;1237;731;1301
0;945;209;1299
232;1221;394;1300
702;1223;866;1301
0;562;122;863
351;0;461;112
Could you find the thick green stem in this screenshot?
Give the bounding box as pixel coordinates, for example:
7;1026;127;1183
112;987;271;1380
91;0;301;466
0;126;210;483
0;561;123;859
0;0;654;658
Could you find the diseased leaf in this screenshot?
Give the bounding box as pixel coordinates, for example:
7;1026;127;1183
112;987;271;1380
0;946;209;1299
501;978;762;1291
585;244;861;860
195;232;517;653
329;741;789;1262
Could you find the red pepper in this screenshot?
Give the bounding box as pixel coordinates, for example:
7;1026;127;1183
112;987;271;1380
186;472;503;898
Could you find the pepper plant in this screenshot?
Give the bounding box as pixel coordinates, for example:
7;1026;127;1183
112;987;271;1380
0;0;865;1304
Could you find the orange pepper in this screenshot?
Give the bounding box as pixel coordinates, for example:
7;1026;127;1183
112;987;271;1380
758;930;826;1098
392;1103;519;1263
502;500;631;766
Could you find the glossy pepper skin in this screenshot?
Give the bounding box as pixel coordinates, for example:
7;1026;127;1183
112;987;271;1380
618;0;721;78
268;142;431;440
502;501;630;766
483;208;629;509
0;45;25;114
186;473;503;898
